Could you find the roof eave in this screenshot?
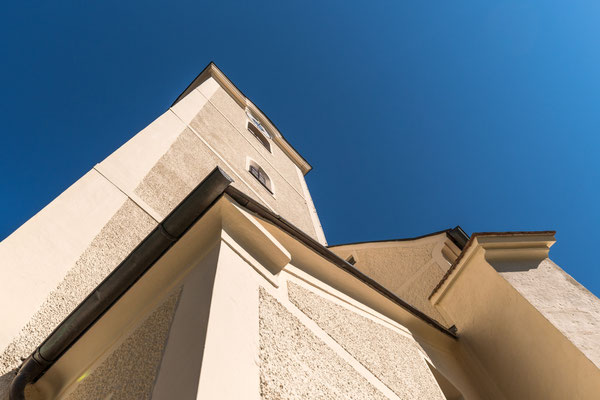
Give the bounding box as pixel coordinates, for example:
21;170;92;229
171;62;312;175
429;230;557;303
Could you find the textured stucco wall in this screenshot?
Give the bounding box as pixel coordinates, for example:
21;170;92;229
348;244;435;290
206;86;305;195
64;289;180;400
435;250;600;400
259;288;387;399
0;70;323;398
134;128;234;217
332;240;449;324
99;73;319;239
187;92;317;238
0;170;131;352
287;282;445;400
500;258;600;368
0;200;156;396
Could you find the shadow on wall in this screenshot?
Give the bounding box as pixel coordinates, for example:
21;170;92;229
0;369;16;400
150;245;220;399
426;361;464;400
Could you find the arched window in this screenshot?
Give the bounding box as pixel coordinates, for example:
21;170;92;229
246;109;272;152
246;110;272;138
247;121;271;152
249;162;273;194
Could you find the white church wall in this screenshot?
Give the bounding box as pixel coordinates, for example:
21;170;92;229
0;67;326;397
0;172;157;398
10;194;507;399
185;84;318;238
61;290;180;400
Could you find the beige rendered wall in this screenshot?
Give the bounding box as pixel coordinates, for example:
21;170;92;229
330;234;460;326
0;171;157;399
166;76;320;238
260;217;498;399
27;197;463;399
0;70;324;396
62;290;180;400
499;258;600;369
287;281;445;399
433;250;600;400
100;75;321;239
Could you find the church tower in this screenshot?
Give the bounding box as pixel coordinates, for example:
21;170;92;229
2;63;600;400
98;62;326;245
1;62;330;398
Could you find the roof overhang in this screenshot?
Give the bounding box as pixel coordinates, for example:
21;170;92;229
429;231;556;305
171;62;312;175
328;226;469;252
12;167;457;398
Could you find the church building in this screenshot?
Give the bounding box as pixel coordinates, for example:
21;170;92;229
1;63;599;399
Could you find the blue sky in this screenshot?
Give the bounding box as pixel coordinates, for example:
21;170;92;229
1;1;599;296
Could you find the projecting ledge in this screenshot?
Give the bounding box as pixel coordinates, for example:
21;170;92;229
430;231;556;305
219;196;291;283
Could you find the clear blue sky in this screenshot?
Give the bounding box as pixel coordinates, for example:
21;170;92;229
1;1;599;296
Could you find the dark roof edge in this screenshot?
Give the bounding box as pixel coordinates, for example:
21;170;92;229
328;226;470;251
11;168;458;398
446;226;469;250
9;167;234;400
171;61;215;107
224;186;457;339
171;62;312;174
328;229;451;248
428;230;557;300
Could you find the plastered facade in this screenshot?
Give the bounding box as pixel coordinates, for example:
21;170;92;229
330;234;460;325
21;200;459;399
259;288;388;399
63;290;180;400
500;258;600;368
6;191;597;399
2;64;600;399
0;66;324;396
288;282;445;399
0;198;156;396
431;239;600;400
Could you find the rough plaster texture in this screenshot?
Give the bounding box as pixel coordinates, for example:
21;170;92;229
403;262;448;323
96;110;187;198
64;290;180;400
134;108;317;240
131;126;264;219
287;283;445;400
134;128;229;217
206;87;248;139
335;243;448;324
0;170;128;352
436;252;600;399
206;87;304;194
0;200;156;388
500;258;600;368
353;245;435;291
259;288;387;400
188;95;316;238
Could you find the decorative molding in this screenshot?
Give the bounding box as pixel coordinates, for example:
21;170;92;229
430;232;556;305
